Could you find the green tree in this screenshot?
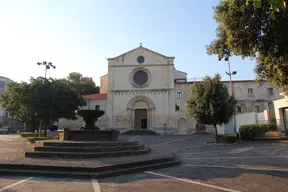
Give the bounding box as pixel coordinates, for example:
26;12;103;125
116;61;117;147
0;81;38;131
0;77;86;136
68;72;83;84
187;74;236;143
207;0;288;88
246;0;287;19
67;72;99;95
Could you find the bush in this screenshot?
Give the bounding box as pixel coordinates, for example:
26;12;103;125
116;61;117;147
26;136;59;143
20;132;44;138
217;134;237;144
121;129;158;135
239;123;276;140
267;123;277;131
46;136;59;140
19;130;29;133
26;137;47;143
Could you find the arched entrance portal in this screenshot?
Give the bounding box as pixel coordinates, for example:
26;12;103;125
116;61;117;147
126;96;155;129
134;109;147;129
178;118;187;128
178;118;188;134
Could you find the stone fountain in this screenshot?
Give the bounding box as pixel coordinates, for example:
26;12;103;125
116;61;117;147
22;109;180;179
58;109;119;141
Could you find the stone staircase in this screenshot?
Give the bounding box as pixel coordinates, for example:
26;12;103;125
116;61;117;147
0;155;180;179
0;140;182;178
25;141;151;158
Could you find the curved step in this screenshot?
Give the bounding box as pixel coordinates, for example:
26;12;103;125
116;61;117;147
42;141;138;147
25;148;151;158
0;160;181;179
0;156;177;172
34;145;145;152
0;155;181;178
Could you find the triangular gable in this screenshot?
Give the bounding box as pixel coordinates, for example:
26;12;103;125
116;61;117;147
107;45;174;60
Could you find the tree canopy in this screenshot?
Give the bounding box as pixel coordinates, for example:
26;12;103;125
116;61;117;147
0;81;33;123
207;0;288;88
0;77;86;135
246;0;287;19
187;74;236;142
67;72;99;95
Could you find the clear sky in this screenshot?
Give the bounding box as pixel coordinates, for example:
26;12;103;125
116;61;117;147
0;0;257;85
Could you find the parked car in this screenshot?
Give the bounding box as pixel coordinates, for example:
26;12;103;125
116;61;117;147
0;126;9;134
0;126;17;134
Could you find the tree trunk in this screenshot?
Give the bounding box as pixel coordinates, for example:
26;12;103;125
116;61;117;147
43;118;49;137
214;124;218;143
32;120;37;132
26;120;36;132
44;125;47;137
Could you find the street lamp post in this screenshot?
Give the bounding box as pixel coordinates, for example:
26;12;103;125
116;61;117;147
223;56;237;134
36;61;55;135
37;61;56;78
224;56;237;97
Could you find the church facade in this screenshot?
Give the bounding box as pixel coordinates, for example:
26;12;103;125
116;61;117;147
103;45;191;134
59;45;282;134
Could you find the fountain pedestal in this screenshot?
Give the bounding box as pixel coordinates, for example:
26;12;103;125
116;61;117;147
58;109;119;141
58;129;119;141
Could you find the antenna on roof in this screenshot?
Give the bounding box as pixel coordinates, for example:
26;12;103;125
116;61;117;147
140;43;142;47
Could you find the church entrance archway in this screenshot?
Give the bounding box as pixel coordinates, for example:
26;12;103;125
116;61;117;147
126;96;155;129
178;118;187;133
134;109;147;129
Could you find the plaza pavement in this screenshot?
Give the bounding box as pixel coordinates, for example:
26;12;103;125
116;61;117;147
0;134;288;192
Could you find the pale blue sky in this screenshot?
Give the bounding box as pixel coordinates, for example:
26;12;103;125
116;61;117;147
0;0;256;85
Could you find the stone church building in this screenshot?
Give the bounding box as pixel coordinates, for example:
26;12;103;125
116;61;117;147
59;45;282;134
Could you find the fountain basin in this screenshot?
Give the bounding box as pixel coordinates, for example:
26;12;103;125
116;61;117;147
58;129;119;141
76;109;105;130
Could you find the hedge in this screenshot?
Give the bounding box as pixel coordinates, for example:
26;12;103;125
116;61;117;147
217;134;237;144
26;137;47;143
26;136;59;143
20;132;44;138
239;123;276;140
267;123;277;131
19;130;29;133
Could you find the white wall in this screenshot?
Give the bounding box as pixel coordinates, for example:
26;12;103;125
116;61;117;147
236;112;257;132
174;69;187;79
100;74;108;93
223;81;281;101
257;112;265;123
273;94;288;131
108;65;175;91
235;112;267;131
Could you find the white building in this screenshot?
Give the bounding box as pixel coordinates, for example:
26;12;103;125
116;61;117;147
0;76;15;126
59;45;282;134
0;76;14;117
273;91;288;132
